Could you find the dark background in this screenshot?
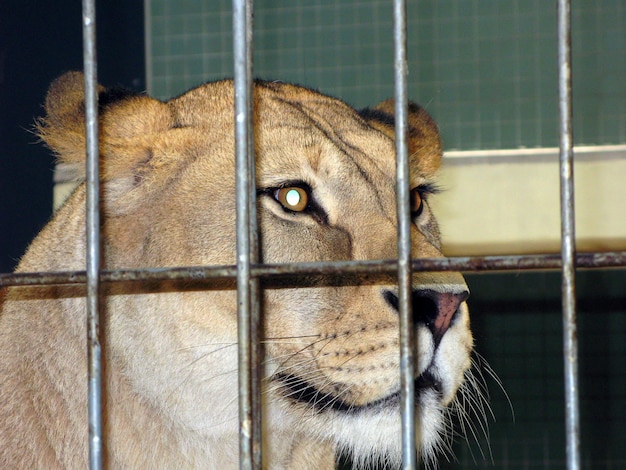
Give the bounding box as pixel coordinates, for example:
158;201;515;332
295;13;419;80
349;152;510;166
0;0;144;272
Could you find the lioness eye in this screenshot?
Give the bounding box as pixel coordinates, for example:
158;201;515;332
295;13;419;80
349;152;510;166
274;187;309;212
410;188;424;217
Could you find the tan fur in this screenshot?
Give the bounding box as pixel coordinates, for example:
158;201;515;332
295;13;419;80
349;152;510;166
0;72;473;468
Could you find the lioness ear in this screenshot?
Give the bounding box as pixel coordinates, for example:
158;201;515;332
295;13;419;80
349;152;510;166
359;99;442;177
37;71;172;181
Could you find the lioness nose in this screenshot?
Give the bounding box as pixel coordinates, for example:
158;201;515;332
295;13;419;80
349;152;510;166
383;288;469;345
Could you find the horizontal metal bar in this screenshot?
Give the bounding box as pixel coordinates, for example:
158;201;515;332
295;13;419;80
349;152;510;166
2;252;625;288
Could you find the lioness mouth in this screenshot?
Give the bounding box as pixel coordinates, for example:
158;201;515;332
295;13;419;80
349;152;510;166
276;371;442;414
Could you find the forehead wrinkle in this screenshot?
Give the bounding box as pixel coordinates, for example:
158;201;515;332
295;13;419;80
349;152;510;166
272;129;322;174
296;105;397;226
288;98;400;188
264;94;398;225
255;125;322;187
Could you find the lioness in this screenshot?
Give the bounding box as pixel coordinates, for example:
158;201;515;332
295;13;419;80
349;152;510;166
0;72;473;469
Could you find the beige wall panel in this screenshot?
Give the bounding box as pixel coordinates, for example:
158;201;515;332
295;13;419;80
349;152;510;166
433;147;626;255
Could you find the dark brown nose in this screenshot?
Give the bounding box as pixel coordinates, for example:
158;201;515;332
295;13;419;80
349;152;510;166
383;288;469;346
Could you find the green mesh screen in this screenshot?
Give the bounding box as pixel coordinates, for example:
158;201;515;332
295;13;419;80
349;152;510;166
148;0;625;150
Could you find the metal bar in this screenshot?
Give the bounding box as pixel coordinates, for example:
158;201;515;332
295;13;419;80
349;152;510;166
2;252;626;288
557;1;580;469
393;0;416;468
243;0;263;464
81;0;102;469
233;0;262;468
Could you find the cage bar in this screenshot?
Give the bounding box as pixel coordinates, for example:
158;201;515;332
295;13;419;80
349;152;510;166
557;0;581;469
233;0;262;468
81;0;103;469
2;252;626;289
392;0;417;467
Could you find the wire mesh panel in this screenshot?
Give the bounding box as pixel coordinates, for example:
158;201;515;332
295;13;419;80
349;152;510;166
147;0;626;151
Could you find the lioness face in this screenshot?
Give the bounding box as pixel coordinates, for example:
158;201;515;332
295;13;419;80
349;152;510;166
252;84;472;464
23;73;473;467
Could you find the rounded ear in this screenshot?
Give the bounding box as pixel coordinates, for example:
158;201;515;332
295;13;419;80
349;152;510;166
36;71;100;168
358;100;442;177
36;71;173;181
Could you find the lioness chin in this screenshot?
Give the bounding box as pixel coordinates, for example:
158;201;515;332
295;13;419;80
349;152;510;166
0;72;473;469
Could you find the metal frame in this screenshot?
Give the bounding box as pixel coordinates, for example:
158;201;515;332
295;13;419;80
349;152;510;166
556;1;581;468
233;0;263;467
1;0;625;469
392;0;417;467
81;1;103;469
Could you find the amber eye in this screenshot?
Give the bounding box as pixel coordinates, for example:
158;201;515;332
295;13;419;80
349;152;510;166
274;186;309;212
410;188;424;217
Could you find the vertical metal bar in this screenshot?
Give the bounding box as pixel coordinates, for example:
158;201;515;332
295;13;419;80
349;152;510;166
393;0;416;468
81;0;102;469
245;0;262;462
233;0;262;468
557;1;580;469
245;5;263;465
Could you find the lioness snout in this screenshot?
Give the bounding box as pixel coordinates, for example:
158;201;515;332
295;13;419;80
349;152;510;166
383;288;469;343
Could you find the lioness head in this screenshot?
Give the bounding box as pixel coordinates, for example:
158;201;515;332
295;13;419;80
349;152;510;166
1;72;473;468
